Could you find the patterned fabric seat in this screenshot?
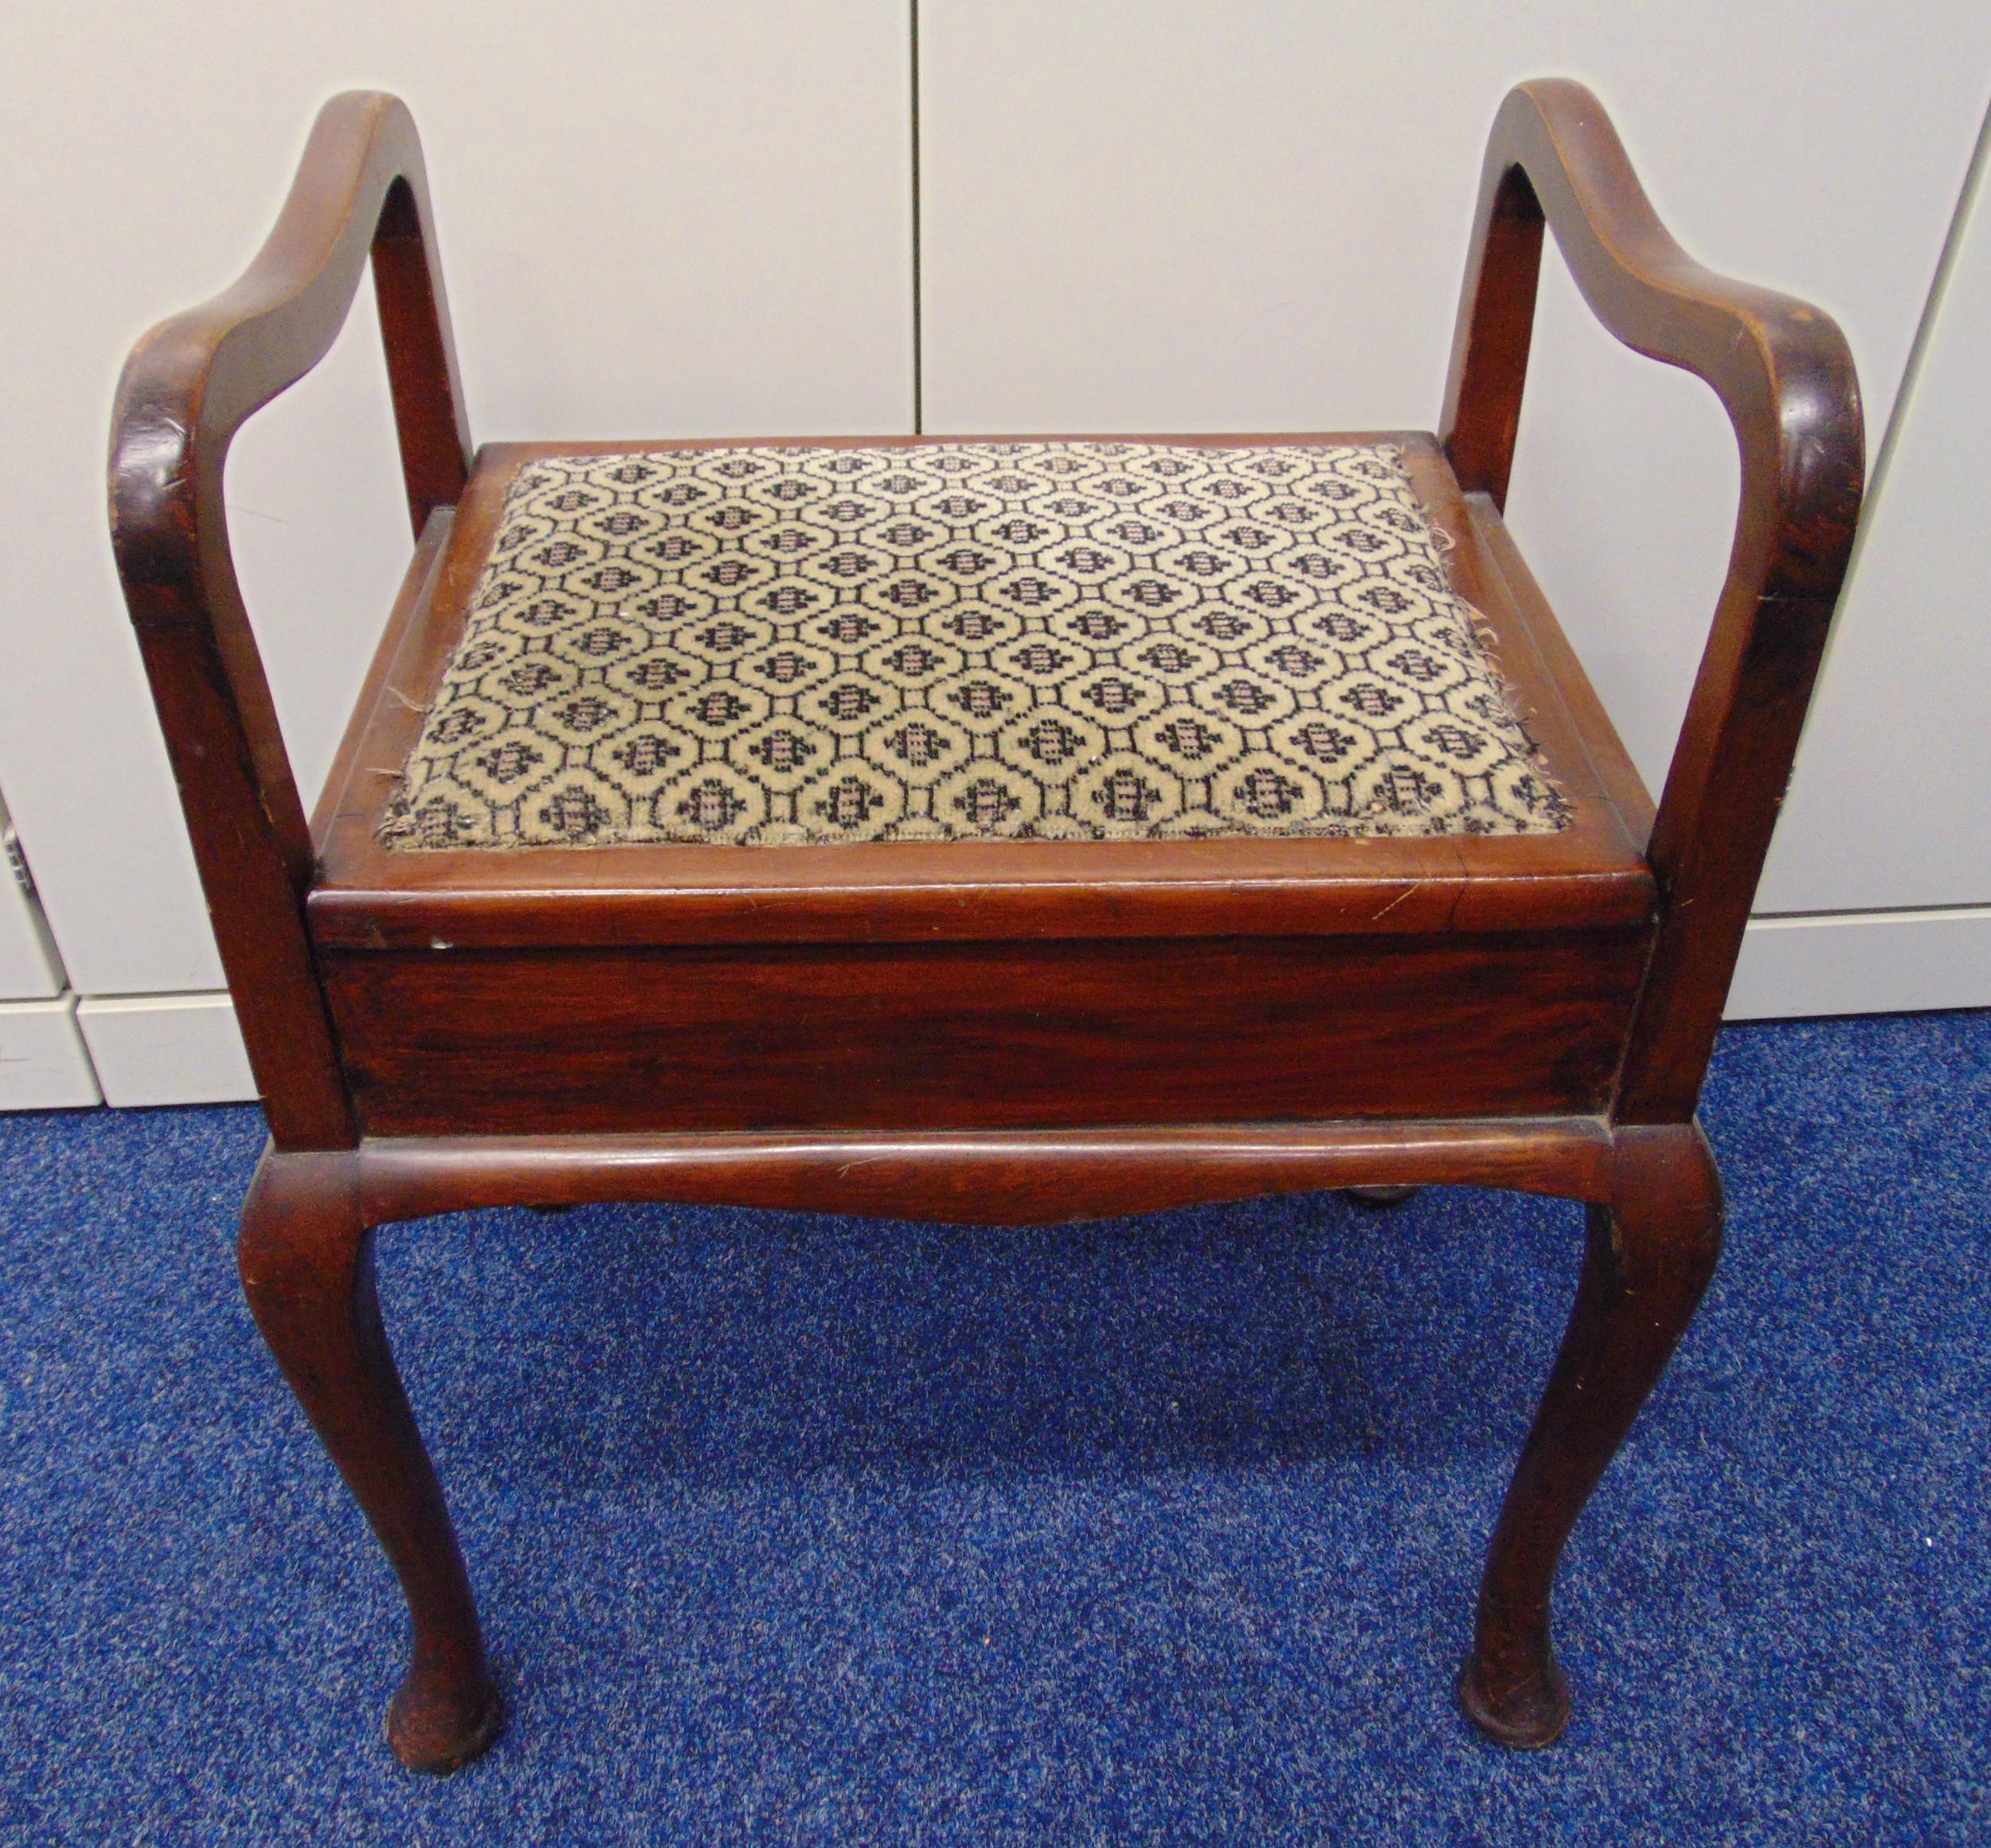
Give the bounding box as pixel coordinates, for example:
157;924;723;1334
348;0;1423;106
383;442;1569;849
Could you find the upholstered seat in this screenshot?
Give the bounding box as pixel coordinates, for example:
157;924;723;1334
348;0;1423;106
382;440;1568;850
307;429;1652;964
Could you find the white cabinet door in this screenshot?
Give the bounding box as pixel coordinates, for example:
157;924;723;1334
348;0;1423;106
1758;114;1991;917
0;789;98;1108
0;793;63;1001
917;2;1984;448
1725;109;1991;1016
917;2;1991;1016
0;0;916;1000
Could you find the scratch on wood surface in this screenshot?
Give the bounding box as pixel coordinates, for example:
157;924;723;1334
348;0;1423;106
1371;880;1430;922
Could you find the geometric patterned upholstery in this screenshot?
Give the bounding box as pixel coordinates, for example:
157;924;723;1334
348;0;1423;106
381;442;1570;849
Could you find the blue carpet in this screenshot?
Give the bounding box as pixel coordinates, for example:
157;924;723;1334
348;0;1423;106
1;1012;1986;1844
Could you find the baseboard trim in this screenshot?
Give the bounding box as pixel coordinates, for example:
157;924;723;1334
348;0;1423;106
1727;906;1991;1020
41;908;1991;1110
76;990;256;1107
0;994;104;1109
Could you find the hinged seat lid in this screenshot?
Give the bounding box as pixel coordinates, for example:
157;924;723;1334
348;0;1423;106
309;433;1655;950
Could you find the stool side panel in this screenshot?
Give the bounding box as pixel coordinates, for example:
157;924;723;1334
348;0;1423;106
321;929;1650;1137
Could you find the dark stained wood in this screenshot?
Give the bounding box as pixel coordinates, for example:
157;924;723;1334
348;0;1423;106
121;617;357;1148
354;1118;1613;1224
370;177;474;534
320;930;1651;1137
1439;161;1543;515
1457;493;1655;848
106;81;1865;1766
108;92;471;1150
308;509;455;843
307;431;1658;952
1459;1122;1723;1746
238;1148;501;1772
1439;79;1864;1121
1618;589;1842;1118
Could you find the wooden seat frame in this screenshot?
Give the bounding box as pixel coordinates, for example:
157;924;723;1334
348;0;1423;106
108;81;1862;1770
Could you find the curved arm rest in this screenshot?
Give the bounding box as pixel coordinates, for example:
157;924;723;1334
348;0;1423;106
111;92;469;568
1441;78;1862;593
1441;79;1865;1120
106;92;468;1149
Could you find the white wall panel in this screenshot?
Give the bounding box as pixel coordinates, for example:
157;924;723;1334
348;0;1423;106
1758;108;1991;914
0;875;61;1002
0;880;62;1002
0;792;65;1000
917;2;1991;801
0;1;915;998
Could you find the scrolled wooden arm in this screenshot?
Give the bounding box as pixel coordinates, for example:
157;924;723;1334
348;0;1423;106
107;92;469;1149
1441;79;1866;1121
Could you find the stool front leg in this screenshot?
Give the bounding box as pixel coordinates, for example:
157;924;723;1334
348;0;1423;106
237;1149;500;1772
1461;1123;1723;1746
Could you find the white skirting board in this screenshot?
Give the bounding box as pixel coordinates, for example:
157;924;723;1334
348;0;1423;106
1725;906;1991;1021
0;994;103;1109
75;991;255;1107
18;906;1991;1110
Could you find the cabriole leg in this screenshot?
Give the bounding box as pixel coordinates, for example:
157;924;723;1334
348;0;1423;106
238;1148;500;1772
1461;1123;1723;1747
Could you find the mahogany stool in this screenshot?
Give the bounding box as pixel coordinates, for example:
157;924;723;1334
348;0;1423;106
108;81;1863;1770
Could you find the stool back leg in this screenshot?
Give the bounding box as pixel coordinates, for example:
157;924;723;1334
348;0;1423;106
237;1149;501;1772
1461;1124;1723;1745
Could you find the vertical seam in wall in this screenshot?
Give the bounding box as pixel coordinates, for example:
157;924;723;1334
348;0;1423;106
909;0;924;434
0;786;76;998
1812;86;1991;687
